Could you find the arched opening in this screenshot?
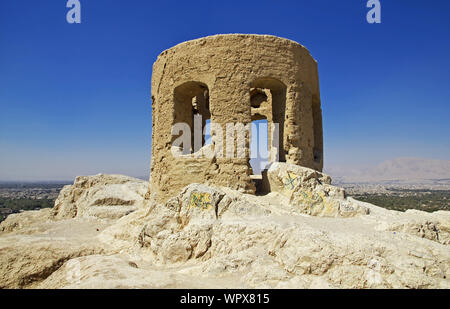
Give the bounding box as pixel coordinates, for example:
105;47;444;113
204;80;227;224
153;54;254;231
249;118;270;175
249;78;287;165
173;81;211;154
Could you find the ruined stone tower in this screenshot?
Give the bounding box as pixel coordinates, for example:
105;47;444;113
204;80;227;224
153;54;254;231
149;34;323;202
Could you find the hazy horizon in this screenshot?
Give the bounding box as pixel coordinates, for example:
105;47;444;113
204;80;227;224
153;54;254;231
1;156;450;183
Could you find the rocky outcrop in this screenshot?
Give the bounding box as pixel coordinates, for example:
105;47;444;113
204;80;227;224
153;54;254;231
0;237;104;289
1;173;449;289
36;254;230;289
0;208;52;234
97;182;449;289
262;162;369;217
36;255;177;289
52;174;148;220
0;174;148;288
385;210;450;245
0;217;110;289
0;174;148;234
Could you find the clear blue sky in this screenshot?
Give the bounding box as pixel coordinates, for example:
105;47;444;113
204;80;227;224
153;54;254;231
0;0;449;181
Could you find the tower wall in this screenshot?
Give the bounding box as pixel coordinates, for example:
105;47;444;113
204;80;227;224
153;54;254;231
149;34;323;202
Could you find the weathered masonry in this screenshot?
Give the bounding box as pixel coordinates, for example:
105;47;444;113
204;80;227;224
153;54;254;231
149;34;323;202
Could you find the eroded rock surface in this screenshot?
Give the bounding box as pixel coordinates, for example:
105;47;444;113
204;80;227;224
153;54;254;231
0;208;52;234
98;182;450;289
263;162;369;217
52;174;148;220
1;174;449;289
0;218;109;288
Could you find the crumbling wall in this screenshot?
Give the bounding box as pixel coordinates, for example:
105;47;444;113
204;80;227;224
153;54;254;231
149;34;323;202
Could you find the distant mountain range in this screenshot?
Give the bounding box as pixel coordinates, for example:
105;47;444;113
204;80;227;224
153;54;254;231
325;157;450;183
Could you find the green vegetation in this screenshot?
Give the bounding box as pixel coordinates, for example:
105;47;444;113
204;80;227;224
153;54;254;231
0;197;54;210
353;190;450;212
0;197;54;223
0;182;69;189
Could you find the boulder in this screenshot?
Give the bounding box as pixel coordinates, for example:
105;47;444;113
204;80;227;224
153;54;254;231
0;208;52;234
52;174;148;220
262;162;369;217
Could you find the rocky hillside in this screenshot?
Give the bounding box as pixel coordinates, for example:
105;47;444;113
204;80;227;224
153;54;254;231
0;165;449;289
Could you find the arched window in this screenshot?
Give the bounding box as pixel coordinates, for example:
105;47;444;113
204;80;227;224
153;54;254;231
249;118;269;175
249;78;287;167
173;81;210;153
